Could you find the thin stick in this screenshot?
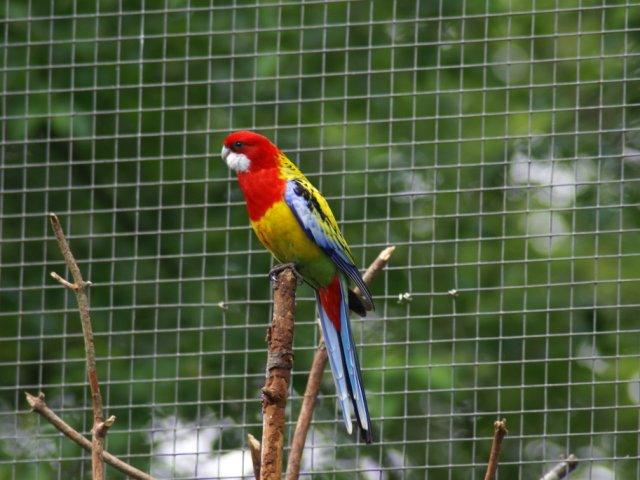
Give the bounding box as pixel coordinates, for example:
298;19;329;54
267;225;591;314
26;392;156;480
260;268;297;479
285;345;327;480
358;246;396;293
483;418;508;480
540;454;578;480
286;246;396;479
49;213;107;479
247;434;261;480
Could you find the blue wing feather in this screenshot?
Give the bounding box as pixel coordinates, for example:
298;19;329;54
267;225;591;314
284;179;373;308
287;178;373;441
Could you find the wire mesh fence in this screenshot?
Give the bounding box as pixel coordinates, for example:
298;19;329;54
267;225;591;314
1;0;639;478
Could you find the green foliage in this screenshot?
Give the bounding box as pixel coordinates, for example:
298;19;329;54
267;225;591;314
1;0;639;478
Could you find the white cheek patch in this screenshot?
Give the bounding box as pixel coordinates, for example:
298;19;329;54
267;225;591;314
224;151;251;173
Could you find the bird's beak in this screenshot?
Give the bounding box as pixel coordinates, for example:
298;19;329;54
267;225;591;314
221;145;230;161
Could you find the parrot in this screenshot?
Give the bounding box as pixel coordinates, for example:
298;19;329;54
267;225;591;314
221;130;373;443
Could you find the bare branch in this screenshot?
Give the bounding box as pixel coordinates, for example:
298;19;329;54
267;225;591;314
247;433;261;480
49;213;105;479
285;345;327;480
286;245;396;479
483;418;508;480
26;392;156;480
50;271;78;290
96;415;117;437
260;267;297;479
359;245;396;290
540;454;578;480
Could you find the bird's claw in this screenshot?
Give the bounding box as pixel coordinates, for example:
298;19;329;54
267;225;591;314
269;263;304;284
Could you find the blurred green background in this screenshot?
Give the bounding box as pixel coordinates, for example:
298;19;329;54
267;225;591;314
1;0;639;478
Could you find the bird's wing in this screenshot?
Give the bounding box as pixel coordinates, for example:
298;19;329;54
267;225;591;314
284;178;373;309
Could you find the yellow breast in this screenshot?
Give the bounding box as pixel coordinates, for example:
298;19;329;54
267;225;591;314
251;200;324;265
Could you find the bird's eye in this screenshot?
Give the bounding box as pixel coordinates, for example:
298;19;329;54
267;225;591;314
233;141;244;149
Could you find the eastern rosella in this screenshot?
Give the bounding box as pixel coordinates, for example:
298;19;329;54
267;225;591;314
221;131;373;443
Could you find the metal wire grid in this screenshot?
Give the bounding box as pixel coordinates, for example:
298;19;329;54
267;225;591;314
1;0;639;478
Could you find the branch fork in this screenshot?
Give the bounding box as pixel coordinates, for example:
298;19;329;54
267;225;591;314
37;215;397;480
25;213;155;480
249;246;396;480
50;271;92;291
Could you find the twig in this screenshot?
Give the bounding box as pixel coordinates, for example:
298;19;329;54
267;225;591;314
358;246;396;292
260;267;297;479
25;392;156;480
48;213;107;479
286;246;396;479
483;418;508;480
540;454;578;480
50;271;77;290
247;433;261;480
285;345;328;480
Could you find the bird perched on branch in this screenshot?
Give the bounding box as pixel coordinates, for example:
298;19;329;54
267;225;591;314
221;130;373;443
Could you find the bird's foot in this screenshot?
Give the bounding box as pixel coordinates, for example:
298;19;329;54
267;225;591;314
269;263;304;284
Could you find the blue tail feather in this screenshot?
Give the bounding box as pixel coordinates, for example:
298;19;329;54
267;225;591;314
316;291;354;434
316;273;372;443
337;277;372;442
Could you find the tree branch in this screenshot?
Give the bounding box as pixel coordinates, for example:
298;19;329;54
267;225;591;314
540;454;578;480
247;433;261;480
358;245;396;292
260;267;297;479
285;344;327;480
483;418;508;480
286;246;396;479
48;213;107;479
26;392;156;480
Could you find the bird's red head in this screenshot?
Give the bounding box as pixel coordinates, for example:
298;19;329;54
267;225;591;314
221;131;280;174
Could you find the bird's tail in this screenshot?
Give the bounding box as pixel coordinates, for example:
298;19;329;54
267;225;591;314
316;272;372;443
